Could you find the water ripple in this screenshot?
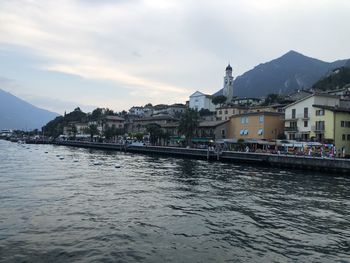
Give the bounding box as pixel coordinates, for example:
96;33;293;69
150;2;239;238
0;140;350;262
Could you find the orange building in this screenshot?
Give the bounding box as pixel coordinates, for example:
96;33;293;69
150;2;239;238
227;112;284;140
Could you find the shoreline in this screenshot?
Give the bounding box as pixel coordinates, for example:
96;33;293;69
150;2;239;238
22;139;350;174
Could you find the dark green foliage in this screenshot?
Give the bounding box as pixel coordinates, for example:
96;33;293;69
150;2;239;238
146;123;163;145
87;124;99;142
199;109;212;117
178;109;199;145
312;67;350;91
262;94;286;106
212;95;227;106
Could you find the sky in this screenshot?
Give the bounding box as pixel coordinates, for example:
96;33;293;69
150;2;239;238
1;0;350;114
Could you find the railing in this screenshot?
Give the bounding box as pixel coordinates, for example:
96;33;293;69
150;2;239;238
284;126;298;132
311;125;325;132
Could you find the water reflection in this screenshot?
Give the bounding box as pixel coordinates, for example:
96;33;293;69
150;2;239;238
0;140;349;263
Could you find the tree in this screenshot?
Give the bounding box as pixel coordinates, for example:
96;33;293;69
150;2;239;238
91;108;103;121
178;109;199;146
212;95;227;107
262;94;284;106
199;108;212;117
104;125;116;140
87;124;99;142
134;132;144;141
146;123;163;145
71;124;77;139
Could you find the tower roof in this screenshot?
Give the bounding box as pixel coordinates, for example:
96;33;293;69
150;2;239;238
226;64;232;71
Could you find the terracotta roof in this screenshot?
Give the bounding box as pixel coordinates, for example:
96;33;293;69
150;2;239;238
198;120;229;127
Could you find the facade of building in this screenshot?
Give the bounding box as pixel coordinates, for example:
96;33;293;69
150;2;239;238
129;106;153;116
216;105;248;121
311;105;350;154
129;114;179;134
227;112;284;140
189;91;216;112
284;94;340;140
196;120;229;140
103;116;125;130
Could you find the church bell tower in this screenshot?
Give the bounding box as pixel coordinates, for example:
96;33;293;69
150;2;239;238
223;64;234;102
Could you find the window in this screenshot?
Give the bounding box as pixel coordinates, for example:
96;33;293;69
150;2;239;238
348;134;350;141
225;110;228;114
304;107;308;118
219;110;222;115
259;116;264;123
290;121;297;127
240;117;248;124
316;110;324;116
244;129;249;135
315;121;325;131
240;129;244;135
343;134;346;141
304;121;308;127
341;121;345;127
258;128;263;135
292;109;296;119
221;129;225;136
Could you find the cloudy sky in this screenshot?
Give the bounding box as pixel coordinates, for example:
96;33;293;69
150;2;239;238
1;0;350;114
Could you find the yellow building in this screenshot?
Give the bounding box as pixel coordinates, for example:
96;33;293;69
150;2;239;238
312;105;350;155
227;112;284;140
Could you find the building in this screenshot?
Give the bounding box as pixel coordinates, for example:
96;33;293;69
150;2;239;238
310;105;350;154
284;94;340;140
230;97;262;106
196;120;229;140
63;122;89;136
103;116;125;130
130;114;179;134
223;64;234;102
153;103;187;116
216;105;248;121
216;104;285;121
227;112;284;140
189;91;216;112
128;106;153;117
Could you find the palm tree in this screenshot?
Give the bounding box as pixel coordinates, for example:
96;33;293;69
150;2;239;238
178;109;199;146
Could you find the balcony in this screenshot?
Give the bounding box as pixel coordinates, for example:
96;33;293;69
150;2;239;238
311;125;325;132
285;114;309;121
284;126;298;132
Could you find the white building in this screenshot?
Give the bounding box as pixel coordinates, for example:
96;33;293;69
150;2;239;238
129;106;153;117
284;93;340;140
189;91;216;112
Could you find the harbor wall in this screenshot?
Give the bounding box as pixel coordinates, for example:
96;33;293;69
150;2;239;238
27;140;350;174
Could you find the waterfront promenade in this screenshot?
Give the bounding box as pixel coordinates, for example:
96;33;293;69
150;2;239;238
24;140;350;174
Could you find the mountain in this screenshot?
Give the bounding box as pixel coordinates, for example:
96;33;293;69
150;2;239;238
312;66;350;91
0;89;59;130
226;51;350;97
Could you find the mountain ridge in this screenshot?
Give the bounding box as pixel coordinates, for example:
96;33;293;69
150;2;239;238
0;89;59;130
215;51;350;98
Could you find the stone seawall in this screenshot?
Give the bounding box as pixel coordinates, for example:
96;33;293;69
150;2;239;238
43;141;350;174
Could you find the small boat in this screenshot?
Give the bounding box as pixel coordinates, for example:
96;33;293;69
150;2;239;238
93;161;101;165
45;151;48;154
73;159;79;163
59;157;64;160
115;165;121;168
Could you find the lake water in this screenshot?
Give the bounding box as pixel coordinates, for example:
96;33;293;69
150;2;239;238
0;140;349;262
